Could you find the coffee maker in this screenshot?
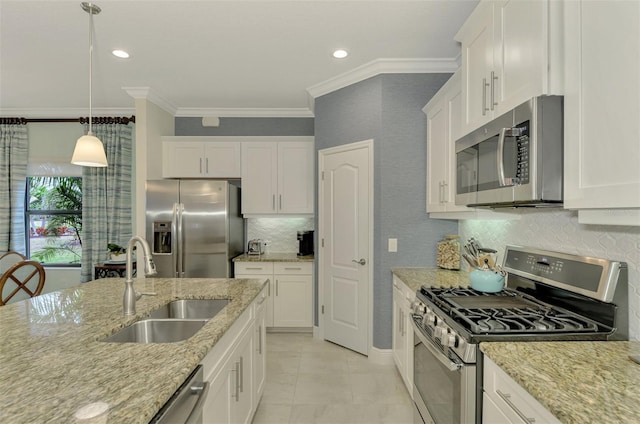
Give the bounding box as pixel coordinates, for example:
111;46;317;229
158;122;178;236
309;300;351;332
297;231;314;256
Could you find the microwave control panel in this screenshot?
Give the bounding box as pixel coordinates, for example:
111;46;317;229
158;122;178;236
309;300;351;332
514;120;530;185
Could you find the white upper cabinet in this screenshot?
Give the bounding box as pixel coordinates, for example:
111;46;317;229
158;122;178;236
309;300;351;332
241;137;314;216
455;0;563;137
423;72;517;220
563;0;640;223
162;137;241;178
424;71;472;214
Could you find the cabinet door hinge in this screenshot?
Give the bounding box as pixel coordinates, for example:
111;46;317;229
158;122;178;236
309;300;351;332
321;171;325;180
321;238;324;248
321;305;325;314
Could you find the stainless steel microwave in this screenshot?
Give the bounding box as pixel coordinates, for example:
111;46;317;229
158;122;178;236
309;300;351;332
455;95;563;208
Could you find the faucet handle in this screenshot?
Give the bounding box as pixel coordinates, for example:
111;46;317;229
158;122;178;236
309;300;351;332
135;291;157;300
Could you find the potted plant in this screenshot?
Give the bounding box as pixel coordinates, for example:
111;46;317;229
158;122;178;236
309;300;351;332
107;243;128;262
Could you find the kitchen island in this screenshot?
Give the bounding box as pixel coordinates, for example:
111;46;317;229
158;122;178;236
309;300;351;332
0;276;266;423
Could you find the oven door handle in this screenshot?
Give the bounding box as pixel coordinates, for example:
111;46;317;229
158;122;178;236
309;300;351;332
412;317;462;371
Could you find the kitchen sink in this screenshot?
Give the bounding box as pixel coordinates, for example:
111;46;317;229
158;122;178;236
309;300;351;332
148;299;230;320
103;319;208;343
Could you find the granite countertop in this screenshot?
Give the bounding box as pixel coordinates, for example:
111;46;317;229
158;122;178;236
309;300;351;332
391;267;470;292
481;341;640;424
233;252;314;262
0;277;266;424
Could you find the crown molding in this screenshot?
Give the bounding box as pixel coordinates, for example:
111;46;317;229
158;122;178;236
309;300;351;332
0;107;135;119
174;107;314;118
306;58;459;100
122;86;178;115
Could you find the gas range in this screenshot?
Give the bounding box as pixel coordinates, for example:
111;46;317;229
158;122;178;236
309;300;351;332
411;245;628;364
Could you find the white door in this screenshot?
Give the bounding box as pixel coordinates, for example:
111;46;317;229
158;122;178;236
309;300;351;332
319;140;373;356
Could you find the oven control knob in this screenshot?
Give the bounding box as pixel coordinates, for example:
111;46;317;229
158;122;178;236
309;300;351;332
434;326;447;341
411;301;427;314
425;312;436;326
446;333;458;348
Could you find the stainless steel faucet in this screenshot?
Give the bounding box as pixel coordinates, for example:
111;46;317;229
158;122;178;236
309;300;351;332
123;236;158;316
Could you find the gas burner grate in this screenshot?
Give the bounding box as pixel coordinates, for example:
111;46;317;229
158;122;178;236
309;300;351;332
454;307;600;334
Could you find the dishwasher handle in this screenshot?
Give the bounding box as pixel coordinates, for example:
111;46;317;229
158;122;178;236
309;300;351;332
151;365;207;424
185;381;209;424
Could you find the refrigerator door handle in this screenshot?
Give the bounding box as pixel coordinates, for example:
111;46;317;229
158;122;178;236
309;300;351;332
177;203;185;277
172;203;179;277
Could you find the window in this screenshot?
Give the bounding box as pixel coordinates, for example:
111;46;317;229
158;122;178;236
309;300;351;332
25;177;82;266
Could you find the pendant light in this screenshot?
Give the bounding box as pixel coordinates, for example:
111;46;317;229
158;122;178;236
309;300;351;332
71;2;108;167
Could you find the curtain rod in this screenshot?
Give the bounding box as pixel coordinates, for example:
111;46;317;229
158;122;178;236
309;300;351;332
0;116;136;125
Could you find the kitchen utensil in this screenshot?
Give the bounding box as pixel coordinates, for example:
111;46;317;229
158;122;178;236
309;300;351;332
463;253;480;270
469;269;505;293
479;254;496;269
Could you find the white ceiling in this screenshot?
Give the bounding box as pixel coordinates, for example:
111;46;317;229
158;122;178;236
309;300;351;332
0;0;478;117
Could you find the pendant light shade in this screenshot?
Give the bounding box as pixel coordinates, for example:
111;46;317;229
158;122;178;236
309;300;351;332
71;2;108;167
72;132;108;166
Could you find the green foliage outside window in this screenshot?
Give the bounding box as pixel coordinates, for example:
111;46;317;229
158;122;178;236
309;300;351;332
26;177;82;265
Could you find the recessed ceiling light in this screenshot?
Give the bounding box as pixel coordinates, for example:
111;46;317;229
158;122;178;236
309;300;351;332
332;49;349;59
112;49;130;59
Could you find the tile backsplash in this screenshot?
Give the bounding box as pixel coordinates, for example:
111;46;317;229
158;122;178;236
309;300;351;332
458;209;640;340
246;217;315;253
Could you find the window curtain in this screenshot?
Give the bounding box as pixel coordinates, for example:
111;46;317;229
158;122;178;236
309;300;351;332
80;123;133;282
0;123;28;253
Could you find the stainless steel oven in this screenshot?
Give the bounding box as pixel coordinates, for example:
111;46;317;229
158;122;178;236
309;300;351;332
412;317;477;424
410;246;628;424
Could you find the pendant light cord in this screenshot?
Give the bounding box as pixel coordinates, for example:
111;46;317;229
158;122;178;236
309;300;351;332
88;4;94;136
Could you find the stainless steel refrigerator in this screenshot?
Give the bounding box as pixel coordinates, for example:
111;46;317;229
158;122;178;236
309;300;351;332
146;180;244;278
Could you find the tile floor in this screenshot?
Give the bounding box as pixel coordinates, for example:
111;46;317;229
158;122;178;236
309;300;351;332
252;333;414;424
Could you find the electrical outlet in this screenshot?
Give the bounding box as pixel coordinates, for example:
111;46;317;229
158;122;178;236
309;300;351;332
388;238;398;252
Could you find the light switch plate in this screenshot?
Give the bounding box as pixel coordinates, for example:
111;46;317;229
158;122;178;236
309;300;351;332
388;238;397;252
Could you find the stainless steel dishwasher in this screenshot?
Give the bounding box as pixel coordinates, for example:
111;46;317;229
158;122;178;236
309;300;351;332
150;365;208;424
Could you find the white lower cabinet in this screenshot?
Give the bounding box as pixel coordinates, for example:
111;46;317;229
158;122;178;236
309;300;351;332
483;357;560;424
392;275;414;397
235;261;313;328
235;262;275;327
254;291;267;401
201;285;267;424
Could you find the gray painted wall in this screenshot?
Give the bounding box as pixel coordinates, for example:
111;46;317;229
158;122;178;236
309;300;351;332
314;73;458;349
175;117;314;136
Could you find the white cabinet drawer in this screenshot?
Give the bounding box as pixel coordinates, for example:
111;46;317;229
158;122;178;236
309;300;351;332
235;262;274;275
483;357;560;424
274;262;312;275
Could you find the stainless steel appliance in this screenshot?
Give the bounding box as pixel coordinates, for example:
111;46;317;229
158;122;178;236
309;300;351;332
146;180;244;278
411;246;628;424
297;230;314;256
150;365;208;424
247;239;263;256
455;96;563;208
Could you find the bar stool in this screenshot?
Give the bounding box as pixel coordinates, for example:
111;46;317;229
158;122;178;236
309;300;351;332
0;251;26;273
0;255;46;305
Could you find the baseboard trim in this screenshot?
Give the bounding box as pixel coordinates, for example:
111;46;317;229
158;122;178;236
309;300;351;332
368;347;394;365
266;327;312;333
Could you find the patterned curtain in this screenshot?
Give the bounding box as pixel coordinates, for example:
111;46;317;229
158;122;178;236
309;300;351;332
0;123;28;253
80;123;133;282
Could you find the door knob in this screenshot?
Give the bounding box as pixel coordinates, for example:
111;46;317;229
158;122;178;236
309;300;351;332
352;258;366;266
